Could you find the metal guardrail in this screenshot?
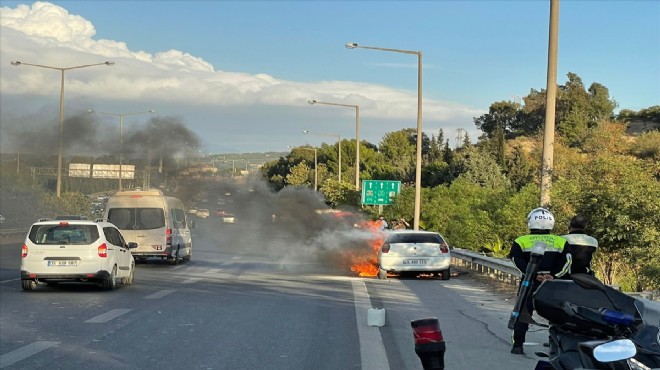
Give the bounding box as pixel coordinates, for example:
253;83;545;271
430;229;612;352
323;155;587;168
0;228;27;243
450;247;659;302
451;248;521;286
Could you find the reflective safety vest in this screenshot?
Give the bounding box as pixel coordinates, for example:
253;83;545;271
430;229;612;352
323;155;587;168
512;234;571;278
514;234;567;253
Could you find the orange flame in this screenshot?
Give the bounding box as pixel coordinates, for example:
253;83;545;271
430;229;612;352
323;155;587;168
348;220;384;277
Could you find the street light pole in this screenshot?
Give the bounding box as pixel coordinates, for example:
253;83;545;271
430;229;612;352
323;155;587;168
11;60;114;197
303;130;341;182
89;109;155;190
288;146;318;191
308;99;360;190
345;42;423;231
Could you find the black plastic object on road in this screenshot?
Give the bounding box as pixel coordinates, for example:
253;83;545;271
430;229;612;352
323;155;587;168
411;317;446;370
508;241;547;330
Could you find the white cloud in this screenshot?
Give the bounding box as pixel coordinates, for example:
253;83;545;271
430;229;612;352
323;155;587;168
0;1;484;152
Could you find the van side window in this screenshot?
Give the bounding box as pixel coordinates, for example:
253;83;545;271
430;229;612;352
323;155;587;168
172;208;186;228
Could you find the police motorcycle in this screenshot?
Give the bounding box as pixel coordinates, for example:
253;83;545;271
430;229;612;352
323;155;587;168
508;242;660;370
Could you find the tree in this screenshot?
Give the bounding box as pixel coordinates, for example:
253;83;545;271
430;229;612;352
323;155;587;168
379;129;417;182
320;179;360;208
442;139;453;164
506;145;536;191
445;146;509;189
473;101;522;138
427;129;444;163
285;162;311;187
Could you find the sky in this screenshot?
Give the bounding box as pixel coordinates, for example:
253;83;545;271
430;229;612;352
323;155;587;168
1;0;658;155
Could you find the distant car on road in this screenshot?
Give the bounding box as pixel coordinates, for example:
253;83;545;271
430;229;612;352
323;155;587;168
377;230;451;280
20;218;137;291
196;209;210;218
0;214;5;224
221;213;236;224
188;207;198;215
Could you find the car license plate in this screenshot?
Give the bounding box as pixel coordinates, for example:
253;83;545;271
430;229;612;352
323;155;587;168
47;260;79;267
403;259;428;265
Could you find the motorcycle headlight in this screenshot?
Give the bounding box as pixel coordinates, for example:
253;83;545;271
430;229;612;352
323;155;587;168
627;358;652;370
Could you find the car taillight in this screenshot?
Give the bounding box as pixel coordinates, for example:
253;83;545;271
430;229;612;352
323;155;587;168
22;244;28;258
439;242;449;253
381;243;391;253
98;243;108;258
166;229;172;247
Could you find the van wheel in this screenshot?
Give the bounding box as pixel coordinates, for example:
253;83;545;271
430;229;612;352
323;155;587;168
441;269;451;280
103;266;117;290
183;248;191;262
377;268;387;280
168;247;180;265
21;279;36;291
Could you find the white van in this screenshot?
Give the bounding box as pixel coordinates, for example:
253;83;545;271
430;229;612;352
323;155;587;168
104;189;192;265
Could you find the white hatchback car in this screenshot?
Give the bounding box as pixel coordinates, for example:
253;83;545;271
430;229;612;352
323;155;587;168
377;230;451;280
20;219;137;291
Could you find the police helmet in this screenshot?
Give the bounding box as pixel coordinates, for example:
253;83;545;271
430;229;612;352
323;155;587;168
527;207;555;230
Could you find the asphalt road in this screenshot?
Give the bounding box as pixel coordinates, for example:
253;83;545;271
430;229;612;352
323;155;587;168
0;217;548;370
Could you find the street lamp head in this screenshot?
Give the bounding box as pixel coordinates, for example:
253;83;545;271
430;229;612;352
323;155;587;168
10;61;22;66
104;61;115;66
303;130;310;134
148;110;156;113
87;109;95;113
345;42;359;49
307;99;317;105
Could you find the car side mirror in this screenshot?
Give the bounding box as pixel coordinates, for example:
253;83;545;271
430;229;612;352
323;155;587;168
127;242;138;249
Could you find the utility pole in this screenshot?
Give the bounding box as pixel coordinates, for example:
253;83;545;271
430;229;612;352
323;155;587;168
540;0;559;207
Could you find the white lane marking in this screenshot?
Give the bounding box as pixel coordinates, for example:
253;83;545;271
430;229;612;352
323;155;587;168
0;278;20;284
84;309;133;323
0;341;60;368
144;289;176;299
182;277;202;284
352;280;390;370
206;268;222;274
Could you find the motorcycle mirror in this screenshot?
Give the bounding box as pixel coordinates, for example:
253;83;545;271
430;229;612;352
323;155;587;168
593;339;636;363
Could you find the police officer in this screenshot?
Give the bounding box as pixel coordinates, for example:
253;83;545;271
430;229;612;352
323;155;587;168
562;215;598;275
508;207;572;355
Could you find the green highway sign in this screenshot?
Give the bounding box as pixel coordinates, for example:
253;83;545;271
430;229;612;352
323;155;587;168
361;180;402;205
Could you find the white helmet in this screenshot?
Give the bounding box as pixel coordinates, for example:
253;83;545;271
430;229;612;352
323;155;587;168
527;207;555;230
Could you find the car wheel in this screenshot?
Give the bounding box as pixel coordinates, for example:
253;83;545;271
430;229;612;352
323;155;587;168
21;279;36;291
122;264;135;285
103;266;117;290
441;269;451;280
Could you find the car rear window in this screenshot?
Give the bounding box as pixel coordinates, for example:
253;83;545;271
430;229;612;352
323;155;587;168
386;233;444;244
29;224;100;245
108;208;166;230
